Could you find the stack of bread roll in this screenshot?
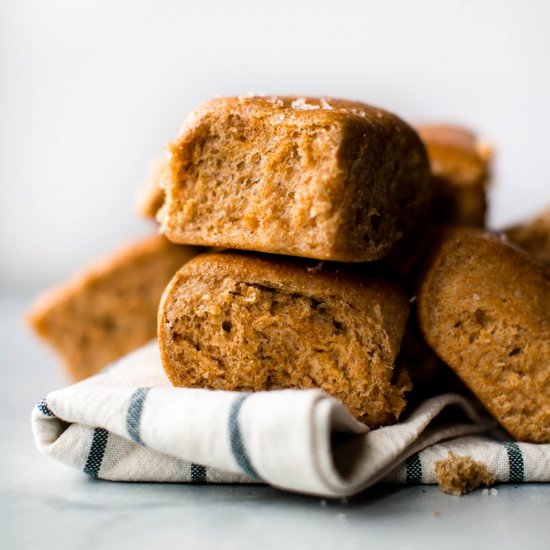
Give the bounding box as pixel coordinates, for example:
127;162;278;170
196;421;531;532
28;96;549;442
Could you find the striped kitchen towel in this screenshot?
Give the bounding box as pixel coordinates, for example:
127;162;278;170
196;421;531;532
31;343;550;498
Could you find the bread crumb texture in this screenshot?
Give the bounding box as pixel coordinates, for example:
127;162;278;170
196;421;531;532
417;228;550;442
435;451;495;496
159;251;411;427
27;236;198;381
158;96;430;262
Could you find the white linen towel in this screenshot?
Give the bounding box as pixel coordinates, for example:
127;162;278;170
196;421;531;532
32;343;550;498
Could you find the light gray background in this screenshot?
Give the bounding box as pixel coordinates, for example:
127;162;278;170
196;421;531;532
1;0;550;291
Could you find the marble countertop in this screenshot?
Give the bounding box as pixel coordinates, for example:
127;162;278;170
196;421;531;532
1;294;549;550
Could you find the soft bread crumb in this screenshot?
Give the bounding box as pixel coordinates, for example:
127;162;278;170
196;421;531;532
159;251;411;427
435;451;495;496
159;96;430;262
27;236;198;381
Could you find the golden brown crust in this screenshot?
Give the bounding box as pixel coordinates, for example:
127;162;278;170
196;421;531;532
416;124;492;228
158;96;430;262
504;207;550;273
136;156;168;219
27;235;199;381
158;251;410;427
417;228;550;442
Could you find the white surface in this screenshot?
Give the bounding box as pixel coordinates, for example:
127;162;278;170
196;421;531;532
1;295;550;550
2;0;550;290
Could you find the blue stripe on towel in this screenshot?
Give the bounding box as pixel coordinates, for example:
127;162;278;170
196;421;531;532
500;441;524;482
37;398;55;417
191;464;207;483
126;387;151;445
228;394;259;480
405;452;423;483
83;428;109;477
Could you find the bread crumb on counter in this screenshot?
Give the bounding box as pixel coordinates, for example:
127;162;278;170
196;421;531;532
435;451;496;496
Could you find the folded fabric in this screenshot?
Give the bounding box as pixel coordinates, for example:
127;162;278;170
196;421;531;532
31;344;550;498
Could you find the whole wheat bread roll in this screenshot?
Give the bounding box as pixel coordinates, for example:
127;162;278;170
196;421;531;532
28;236;198;381
158;251;411;427
158;96;430;262
417;228;550;442
416;124;492;228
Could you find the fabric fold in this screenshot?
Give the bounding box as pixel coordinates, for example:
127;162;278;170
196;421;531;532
31;343;550;498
